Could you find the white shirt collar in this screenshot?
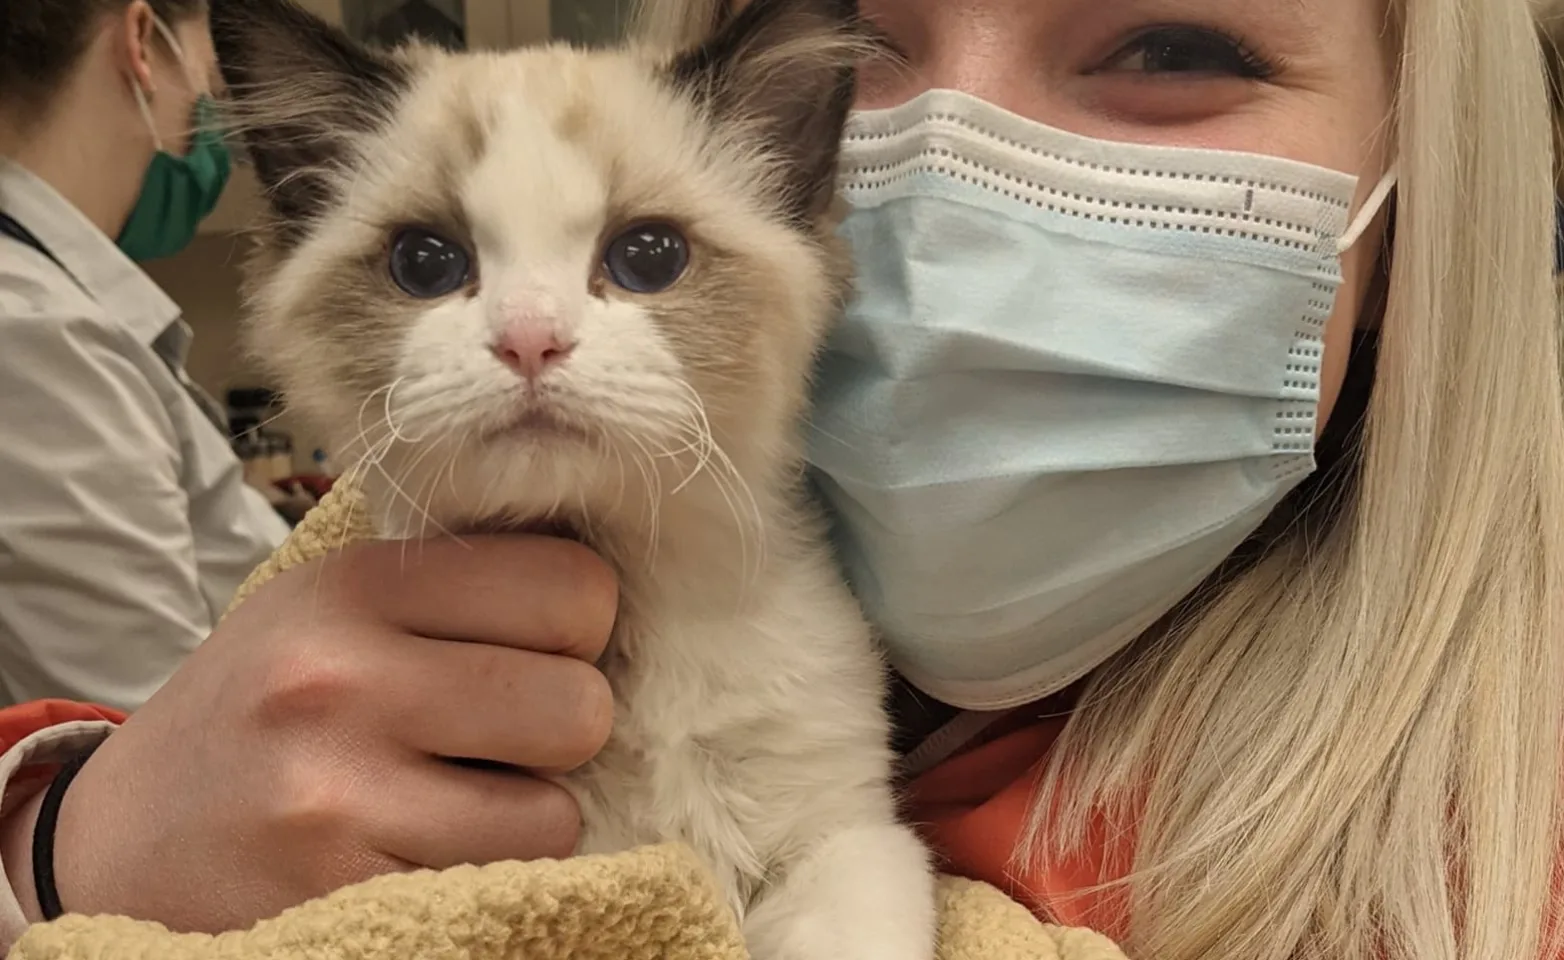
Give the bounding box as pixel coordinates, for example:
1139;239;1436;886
0;158;181;346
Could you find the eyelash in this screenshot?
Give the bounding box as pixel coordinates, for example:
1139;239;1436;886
1101;24;1278;80
856;20;1280;84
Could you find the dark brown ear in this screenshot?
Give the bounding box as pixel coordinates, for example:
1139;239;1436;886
211;0;410;243
668;0;861;225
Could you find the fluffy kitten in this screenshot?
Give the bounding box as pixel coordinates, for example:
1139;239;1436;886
211;0;937;956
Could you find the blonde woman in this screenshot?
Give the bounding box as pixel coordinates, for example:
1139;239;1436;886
0;0;1556;959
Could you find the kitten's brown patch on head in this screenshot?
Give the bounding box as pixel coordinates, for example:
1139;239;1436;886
450;80;491;166
553;87;594;143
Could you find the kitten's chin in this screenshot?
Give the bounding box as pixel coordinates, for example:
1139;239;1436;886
483;407;596;447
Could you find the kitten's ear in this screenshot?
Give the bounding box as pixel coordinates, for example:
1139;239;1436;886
211;0;410;237
669;0;861;224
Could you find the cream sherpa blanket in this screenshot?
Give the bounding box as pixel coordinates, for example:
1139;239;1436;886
13;486;1130;960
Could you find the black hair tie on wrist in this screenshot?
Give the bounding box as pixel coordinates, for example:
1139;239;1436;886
31;742;101;921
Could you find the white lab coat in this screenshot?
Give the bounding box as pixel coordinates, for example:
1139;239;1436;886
0;159;289;711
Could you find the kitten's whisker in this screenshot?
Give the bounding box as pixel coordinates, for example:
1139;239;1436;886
651;418;706;460
712;458;767;589
316;429;395;599
406;415;477;551
656;406;713;466
624;432;665;567
703;451;755;587
349;384;395;460
397;433;453;553
381;377;463;448
605;438;636;539
666;406;721;493
369;447;461;545
382;377;421;444
337;424;391;503
421;446;465;551
660;393;719;494
248;402;297;435
353;387;488;550
445;429;471;502
653;429;705;461
669;379;767;587
674;415;757;585
719;449;761;546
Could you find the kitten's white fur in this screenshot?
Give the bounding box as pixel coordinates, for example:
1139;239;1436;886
232;11;937;960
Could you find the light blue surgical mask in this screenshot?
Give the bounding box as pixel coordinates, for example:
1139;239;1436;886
807;89;1396;711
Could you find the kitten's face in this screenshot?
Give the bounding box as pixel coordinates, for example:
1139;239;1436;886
218;0;857;534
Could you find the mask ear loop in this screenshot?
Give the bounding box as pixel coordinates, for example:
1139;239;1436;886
151;15;187;61
1336;164;1398;254
131;16;199;154
131;83;163;152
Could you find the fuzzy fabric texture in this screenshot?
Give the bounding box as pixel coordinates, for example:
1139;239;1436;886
12;845;1127;960
12;486;1131;960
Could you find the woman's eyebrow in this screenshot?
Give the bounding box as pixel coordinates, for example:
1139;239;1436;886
1154;0;1319;24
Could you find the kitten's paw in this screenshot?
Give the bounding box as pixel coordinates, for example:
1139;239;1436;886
743;822;937;960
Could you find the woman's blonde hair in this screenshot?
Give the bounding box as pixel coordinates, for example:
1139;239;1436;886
641;1;1564;958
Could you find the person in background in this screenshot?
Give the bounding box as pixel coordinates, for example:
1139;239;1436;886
0;0;289;710
0;0;1557;959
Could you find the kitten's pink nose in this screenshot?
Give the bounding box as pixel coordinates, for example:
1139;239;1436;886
491;323;577;381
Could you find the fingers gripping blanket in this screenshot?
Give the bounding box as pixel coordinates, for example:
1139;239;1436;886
12;487;1131;960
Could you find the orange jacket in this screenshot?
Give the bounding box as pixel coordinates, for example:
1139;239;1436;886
0;700;125;815
905;712;1130;937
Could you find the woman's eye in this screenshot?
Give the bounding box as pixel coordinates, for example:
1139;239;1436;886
1096;26;1274;80
602;222;690;294
389;227;472;299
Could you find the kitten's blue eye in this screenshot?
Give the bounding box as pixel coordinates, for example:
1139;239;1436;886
603;223;689;294
389;227;472;298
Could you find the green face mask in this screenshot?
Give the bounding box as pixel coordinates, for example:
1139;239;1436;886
116;21;232;262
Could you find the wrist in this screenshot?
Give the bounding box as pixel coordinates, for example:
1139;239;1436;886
0;746;109;928
0;787;47;925
0;713;120;949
